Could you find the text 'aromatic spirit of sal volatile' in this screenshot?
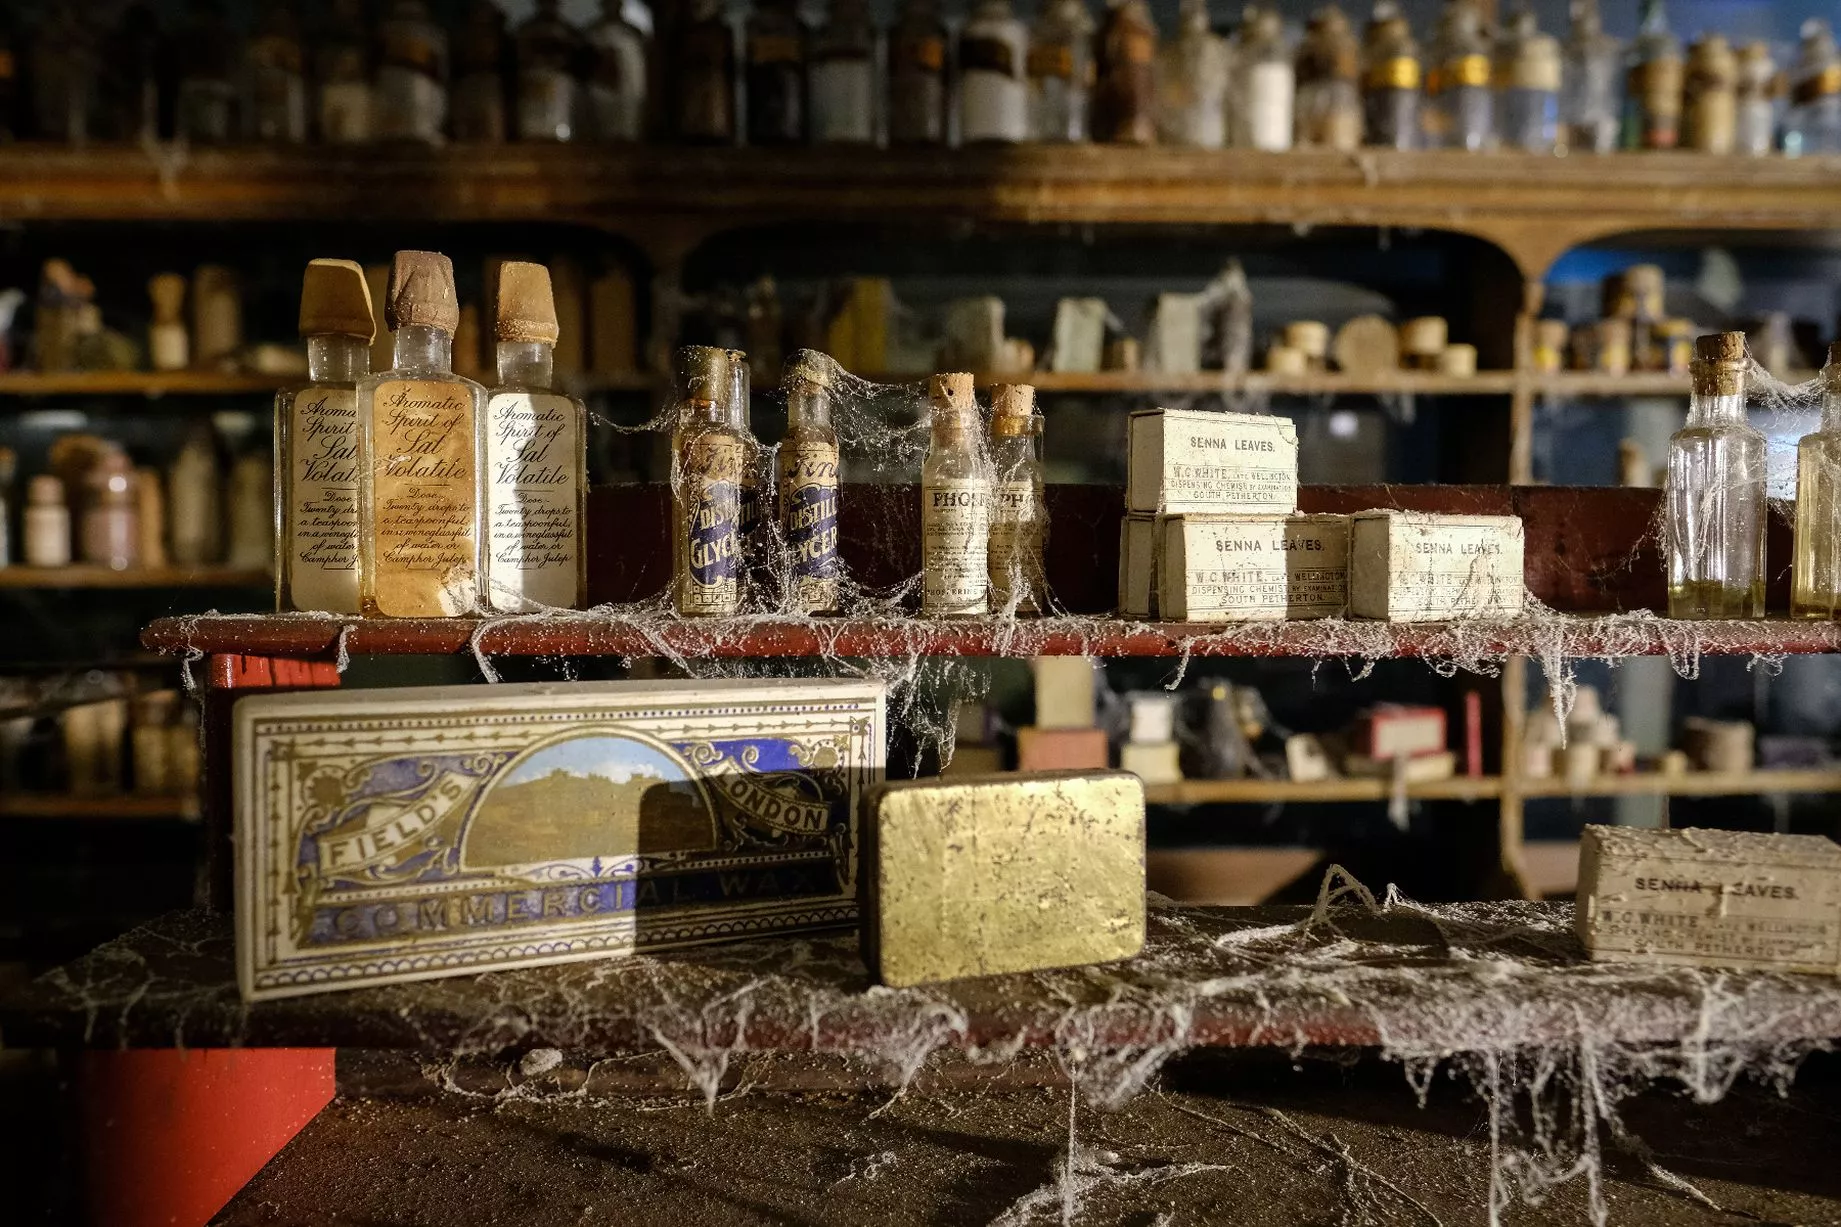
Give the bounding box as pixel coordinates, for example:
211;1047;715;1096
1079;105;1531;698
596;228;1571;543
987;382;1047;615
1665;331;1765;619
481;261;586;613
1793;344;1841;618
672;346;745;617
358;251;486;617
277;259;373;614
921;372;992;618
777;350;841;616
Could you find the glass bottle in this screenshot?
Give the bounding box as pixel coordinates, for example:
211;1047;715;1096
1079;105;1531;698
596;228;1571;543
1682;34;1735;154
777;352;842;616
451;0;509;143
1155;0;1227;148
1028;0;1093;143
724;348;772;602
586;0;648;141
98;2;168;144
374;0;449;144
747;0;808;145
1734;42;1778;156
24;476;71;568
1091;0;1157;144
921;372;991;618
314;0;374;143
1793;345;1841;619
1562;0;1620;154
987;384;1046;616
1496;8;1558;152
357;252;485;618
176;0;237;143
1361;2;1421;150
670;346;744;617
672;0;737;144
482;263;586;613
81;454;140;571
1621;0;1681;150
1236;6;1294;151
1295;6;1362;151
278;260;371;615
0;10;17;142
887;0;948;145
1785;20;1841;156
30;10;97;144
960;0;1030;144
516;0;585;141
1665;332;1765;620
1426;0;1491;150
244;3;308;143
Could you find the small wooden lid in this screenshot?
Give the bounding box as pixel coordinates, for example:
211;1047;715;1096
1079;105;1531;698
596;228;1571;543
493;261;559;344
298;259;375;341
931;372;975;407
385;251;459;334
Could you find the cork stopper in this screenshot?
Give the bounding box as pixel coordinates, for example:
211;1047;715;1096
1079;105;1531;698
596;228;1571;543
493;261;559;344
385;251;459;334
674;345;731;403
930;371;976;409
298;259;375;342
1692;331;1748;396
989;383;1037;435
781;349;835;389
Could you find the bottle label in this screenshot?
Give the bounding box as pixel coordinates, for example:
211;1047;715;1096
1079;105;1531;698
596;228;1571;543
1429;53;1491;94
1366;56;1421;91
1793;64;1841;105
894;34;945;74
678;432;743;615
484;391;580;612
988;478;1043;613
381;30;440;75
1245;61;1296;150
1028;43;1075;81
961;35;1019;79
750;33;803;65
779;441;840;611
369;380;477;617
287;388;362;614
922;477;990;616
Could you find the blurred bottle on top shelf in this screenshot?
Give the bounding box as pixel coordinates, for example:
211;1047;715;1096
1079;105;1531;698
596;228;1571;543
1496;8;1559;153
314;0;374;143
31;9;97;144
81;452;139;571
748;0;808;145
671;0;737;143
244;3;308;143
451;0;509;142
191;265;243;372
1621;0;1681;149
1236;7;1295;151
1361;2;1421;150
1665;332;1764;619
1682;34;1736;154
1793;344;1841;619
147;274;188;372
1155;0;1229;149
1786;20;1841;155
175;0;237;143
1295;6;1362;151
99;2;169;144
1562;0;1620;153
374;0;449;144
960;0;1030;144
1091;0;1157;144
168;424;223;567
24;475;70;568
586;0;649;141
1734;42;1778;156
888;0;949;145
516;0;584;141
1426;0;1493;151
0;447;14;568
0;11;18;142
1029;0;1093;143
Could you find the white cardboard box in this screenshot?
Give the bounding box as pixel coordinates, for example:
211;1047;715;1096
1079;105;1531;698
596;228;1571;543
1348;510;1524;621
1159;514;1349;621
1127;408;1298;515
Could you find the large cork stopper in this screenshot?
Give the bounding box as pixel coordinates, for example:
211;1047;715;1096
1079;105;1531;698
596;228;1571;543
493;261;559;344
930;371;975;408
675;345;731;403
298;259;375;341
1692;331;1748;396
385;250;459;334
989;383;1037;435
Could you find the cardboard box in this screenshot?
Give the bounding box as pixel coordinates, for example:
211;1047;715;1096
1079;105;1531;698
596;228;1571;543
1158;514;1349;621
862;770;1146;985
1017;726;1109;771
1348;511;1524;621
1034;656;1097;729
1351;705;1447;759
1119;514;1158;618
1577;825;1841;975
1120;741;1182;784
1343;750;1457;781
1127;408;1298;515
233;678;885;1001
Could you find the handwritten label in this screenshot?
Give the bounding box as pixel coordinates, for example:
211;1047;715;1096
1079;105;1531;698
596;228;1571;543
369;379;477;617
922;478;990;616
286;388;361;613
778;441;839;614
483;391;581;612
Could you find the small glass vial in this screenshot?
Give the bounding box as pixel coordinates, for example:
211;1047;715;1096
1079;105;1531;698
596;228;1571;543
921;372;991;618
357;252;485;617
987;384;1046;617
176;0;238;143
1295;6;1362;151
1562;0;1621;154
278;260;372;615
1734;42;1779;156
960;0;1030;144
24;476;71;568
243;3;307;142
1362;2;1421;150
1683;34;1736;154
586;0;648;141
1621;0;1681;150
748;0;808;145
888;0;948;145
314;0;375;143
516;0;585;142
1785;20;1841;156
672;0;737;144
1091;0;1158;144
482;263;587;613
777;352;842;616
1496;8;1559;153
1156;0;1230;149
1665;332;1765;620
1426;0;1493;151
1236;7;1294;151
810;0;877;144
374;0;449;145
670;346;744;617
1028;0;1093;143
30;11;97;144
451;0;509;143
1792;343;1841;619
724;348;772;603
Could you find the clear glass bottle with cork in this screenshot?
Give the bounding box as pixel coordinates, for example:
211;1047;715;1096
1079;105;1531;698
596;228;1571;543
357;251;484;617
1562;0;1620;153
1496;8;1559;153
1621;0;1681;150
1295;6;1362;151
1236;7;1295;152
1091;0;1158;145
724;348;772;603
671;346;744;617
922;372;992;618
1361;1;1421;150
810;0;878;145
1028;0;1093;143
1665;332;1765;619
586;0;648;141
960;0;1030;144
481;262;586;613
278;259;372;614
987;383;1046;617
515;0;585;142
1793;344;1841;619
1156;0;1230;149
1426;0;1493;150
777;351;842;616
1786;20;1841;155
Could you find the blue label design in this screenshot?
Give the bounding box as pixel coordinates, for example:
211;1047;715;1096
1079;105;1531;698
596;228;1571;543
690;479;741;586
786;481;839;580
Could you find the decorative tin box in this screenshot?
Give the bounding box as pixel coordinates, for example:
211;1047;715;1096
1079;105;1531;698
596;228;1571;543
234;677;885;1001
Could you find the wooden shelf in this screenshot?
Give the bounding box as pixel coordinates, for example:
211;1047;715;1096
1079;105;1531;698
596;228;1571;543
0;566;270;590
1519;769;1841;798
0;370;289;396
0;793;197;819
1533;372;1691;397
870;370;1520;396
1146;769;1841;805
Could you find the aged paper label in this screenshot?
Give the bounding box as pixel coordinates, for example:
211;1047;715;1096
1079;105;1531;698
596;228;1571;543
484;391;580;612
777;440;840;613
1161;514;1348;621
988;478;1044;613
287;388;361;613
370;379;478;617
676;432;743;616
1350;512;1524;621
1129;409;1298;514
922;477;990;616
